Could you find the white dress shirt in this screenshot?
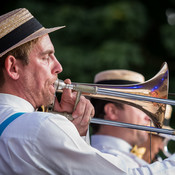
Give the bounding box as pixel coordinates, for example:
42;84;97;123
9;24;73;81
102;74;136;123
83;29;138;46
90;134;175;174
91;135;148;168
1;93;175;174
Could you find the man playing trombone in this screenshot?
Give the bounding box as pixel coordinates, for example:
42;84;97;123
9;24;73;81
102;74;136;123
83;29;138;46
1;8;175;175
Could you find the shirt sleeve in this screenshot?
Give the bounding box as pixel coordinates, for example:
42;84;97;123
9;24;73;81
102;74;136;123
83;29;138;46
81;126;90;145
31;114;128;174
128;155;175;174
24;113;175;175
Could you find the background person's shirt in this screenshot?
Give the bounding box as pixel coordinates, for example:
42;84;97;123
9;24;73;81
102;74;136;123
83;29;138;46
91;135;148;168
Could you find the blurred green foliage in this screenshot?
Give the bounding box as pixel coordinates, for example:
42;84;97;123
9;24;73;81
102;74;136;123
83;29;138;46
1;0;150;81
2;0;175;159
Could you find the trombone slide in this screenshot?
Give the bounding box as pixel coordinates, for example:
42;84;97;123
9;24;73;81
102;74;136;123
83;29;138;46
91;118;175;135
54;62;170;128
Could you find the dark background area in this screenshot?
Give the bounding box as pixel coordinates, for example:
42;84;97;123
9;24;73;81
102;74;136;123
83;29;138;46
1;0;175;159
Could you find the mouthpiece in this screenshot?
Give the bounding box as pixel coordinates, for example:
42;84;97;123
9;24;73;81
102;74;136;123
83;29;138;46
54;79;98;94
54;79;74;90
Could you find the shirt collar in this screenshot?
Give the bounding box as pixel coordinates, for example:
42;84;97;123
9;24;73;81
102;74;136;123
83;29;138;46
0;93;35;112
91;135;132;153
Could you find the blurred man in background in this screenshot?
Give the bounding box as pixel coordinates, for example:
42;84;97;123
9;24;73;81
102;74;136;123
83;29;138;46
90;69;150;167
140;105;174;163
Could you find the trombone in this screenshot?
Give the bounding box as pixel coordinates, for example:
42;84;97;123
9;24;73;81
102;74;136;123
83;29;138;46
54;62;175;135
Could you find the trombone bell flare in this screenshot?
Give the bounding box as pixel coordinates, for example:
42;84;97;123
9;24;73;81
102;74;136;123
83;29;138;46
55;62;169;128
89;62;168;128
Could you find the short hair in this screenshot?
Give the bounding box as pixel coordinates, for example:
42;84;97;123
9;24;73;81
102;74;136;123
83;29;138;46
0;38;38;87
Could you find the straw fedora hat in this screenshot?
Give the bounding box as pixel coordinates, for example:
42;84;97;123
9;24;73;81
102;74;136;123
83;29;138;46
94;69;145;84
0;8;65;57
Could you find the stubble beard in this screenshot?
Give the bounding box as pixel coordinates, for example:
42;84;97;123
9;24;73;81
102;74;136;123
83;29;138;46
42;90;55;107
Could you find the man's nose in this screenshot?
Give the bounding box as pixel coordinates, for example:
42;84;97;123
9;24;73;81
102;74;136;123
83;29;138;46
160;141;164;151
52;56;63;74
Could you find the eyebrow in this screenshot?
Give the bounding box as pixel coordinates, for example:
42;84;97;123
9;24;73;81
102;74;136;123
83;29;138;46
40;49;54;56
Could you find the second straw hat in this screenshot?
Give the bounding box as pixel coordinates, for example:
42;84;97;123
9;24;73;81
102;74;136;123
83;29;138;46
94;69;145;84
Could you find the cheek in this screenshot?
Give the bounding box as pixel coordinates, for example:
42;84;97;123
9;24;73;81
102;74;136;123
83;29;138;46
125;107;140;123
36;77;47;91
26;70;45;91
135;112;146;124
32;65;49;82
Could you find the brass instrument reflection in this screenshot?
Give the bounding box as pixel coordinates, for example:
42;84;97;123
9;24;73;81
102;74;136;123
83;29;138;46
140;105;175;163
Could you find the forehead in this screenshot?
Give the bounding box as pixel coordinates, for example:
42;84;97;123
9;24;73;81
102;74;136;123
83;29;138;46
30;34;54;55
38;34;54;50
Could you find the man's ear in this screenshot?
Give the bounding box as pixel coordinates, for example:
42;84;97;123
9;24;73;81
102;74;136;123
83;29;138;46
104;103;119;120
4;55;20;80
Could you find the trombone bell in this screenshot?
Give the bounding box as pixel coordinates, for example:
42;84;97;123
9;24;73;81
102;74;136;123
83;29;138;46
55;62;169;128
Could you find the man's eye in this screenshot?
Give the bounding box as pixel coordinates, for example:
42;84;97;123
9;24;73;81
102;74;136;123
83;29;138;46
43;57;50;62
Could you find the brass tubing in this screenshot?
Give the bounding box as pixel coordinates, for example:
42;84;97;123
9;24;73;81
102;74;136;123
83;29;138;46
90;118;175;135
54;62;170;128
97;88;175;106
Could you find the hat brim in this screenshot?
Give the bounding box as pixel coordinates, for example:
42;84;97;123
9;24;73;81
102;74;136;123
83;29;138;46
0;26;65;57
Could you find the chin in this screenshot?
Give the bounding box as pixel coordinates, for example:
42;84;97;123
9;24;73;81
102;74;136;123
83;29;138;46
47;98;55;106
43;95;55;107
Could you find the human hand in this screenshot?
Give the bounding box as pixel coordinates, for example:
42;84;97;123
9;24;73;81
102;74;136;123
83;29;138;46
54;79;95;136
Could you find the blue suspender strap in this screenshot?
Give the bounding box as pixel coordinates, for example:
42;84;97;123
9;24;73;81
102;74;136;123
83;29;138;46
0;112;25;136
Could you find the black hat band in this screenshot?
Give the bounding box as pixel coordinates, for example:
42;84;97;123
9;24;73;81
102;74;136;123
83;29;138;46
96;80;140;85
0;17;43;54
